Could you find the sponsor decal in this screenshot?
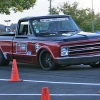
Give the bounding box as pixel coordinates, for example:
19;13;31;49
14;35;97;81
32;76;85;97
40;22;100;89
27;51;31;55
16;43;27;52
40;18;69;22
33;20;38;23
35;43;40;52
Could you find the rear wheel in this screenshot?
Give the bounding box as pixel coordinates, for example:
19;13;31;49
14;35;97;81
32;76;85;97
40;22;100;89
0;51;10;66
39;50;58;70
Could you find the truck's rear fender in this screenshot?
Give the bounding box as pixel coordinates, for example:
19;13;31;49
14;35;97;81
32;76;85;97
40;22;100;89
2;37;14;60
0;47;7;59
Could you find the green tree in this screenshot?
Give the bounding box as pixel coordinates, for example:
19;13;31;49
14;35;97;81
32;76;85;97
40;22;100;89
0;0;36;14
51;2;100;32
92;16;100;32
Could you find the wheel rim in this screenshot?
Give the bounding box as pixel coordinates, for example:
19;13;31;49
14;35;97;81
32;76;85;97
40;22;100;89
40;51;54;70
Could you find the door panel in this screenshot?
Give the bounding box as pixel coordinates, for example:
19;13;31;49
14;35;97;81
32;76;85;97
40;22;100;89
13;37;37;63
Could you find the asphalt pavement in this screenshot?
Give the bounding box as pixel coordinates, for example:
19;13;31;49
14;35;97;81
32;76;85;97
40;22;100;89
0;63;100;100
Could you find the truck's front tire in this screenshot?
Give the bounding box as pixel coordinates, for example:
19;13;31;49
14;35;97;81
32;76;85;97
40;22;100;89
39;50;57;70
90;62;100;68
0;51;10;66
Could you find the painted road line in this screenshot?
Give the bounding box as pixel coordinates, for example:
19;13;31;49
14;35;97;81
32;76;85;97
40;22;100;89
24;80;100;86
0;78;100;86
0;94;100;96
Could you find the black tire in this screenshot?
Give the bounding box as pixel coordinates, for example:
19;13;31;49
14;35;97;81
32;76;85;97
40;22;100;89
39;50;57;70
0;51;10;66
90;62;100;68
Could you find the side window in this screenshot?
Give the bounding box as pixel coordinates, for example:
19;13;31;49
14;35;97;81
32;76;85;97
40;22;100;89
18;21;32;35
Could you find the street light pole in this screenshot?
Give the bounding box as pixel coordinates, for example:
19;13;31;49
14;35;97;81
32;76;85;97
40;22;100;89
91;0;94;32
48;0;52;15
92;0;93;12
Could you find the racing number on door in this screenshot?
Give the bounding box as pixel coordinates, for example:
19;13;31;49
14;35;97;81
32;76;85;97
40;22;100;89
16;43;27;53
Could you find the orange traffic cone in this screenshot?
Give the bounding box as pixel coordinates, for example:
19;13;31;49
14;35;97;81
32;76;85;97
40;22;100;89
41;87;51;100
8;59;23;82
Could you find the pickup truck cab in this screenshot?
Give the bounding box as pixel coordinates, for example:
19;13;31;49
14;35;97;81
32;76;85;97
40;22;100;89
1;14;100;70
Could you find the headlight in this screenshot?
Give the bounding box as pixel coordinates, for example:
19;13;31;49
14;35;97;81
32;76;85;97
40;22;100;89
61;46;69;56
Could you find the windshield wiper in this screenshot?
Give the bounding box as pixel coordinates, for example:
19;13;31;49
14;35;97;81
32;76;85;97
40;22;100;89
38;32;57;36
58;30;76;32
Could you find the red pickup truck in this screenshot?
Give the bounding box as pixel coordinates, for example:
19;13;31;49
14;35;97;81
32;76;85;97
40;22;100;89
1;15;100;70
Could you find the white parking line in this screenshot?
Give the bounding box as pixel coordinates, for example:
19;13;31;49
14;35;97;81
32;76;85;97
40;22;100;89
0;94;100;96
0;78;100;86
0;79;100;96
24;80;100;86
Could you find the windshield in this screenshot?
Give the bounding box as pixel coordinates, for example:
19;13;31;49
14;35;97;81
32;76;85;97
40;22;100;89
31;16;80;37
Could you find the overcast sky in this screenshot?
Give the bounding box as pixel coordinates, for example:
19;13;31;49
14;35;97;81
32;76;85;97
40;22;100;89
0;0;99;25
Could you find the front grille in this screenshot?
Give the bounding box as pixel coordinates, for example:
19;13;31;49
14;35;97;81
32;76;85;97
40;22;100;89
68;41;100;56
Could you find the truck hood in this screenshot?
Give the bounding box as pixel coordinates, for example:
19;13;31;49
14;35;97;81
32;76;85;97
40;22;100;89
62;31;100;42
39;31;100;42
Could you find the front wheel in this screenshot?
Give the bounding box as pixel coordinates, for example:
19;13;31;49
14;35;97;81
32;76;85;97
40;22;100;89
90;62;100;68
39;50;58;70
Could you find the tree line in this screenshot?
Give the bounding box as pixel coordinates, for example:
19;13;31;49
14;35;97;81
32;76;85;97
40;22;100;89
0;0;100;32
51;2;100;32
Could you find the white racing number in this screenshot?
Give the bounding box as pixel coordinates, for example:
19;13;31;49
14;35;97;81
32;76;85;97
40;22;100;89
35;43;40;52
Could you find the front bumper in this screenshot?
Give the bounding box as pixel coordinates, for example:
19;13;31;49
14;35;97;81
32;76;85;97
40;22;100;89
56;54;100;65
